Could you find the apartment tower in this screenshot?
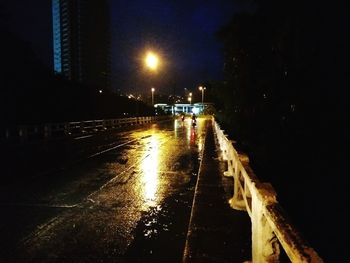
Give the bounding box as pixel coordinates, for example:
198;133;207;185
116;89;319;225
52;0;111;91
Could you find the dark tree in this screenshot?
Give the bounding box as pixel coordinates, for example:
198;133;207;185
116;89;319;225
214;1;349;261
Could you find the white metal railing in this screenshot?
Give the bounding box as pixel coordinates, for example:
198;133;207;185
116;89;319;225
212;117;324;263
2;116;171;142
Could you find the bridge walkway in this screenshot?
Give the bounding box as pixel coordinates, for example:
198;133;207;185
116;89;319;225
183;121;252;263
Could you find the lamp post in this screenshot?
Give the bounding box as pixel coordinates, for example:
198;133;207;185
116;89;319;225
199;86;206;113
145;51;159;107
151;87;155;106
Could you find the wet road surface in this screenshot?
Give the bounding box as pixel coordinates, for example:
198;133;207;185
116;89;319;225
0;117;209;262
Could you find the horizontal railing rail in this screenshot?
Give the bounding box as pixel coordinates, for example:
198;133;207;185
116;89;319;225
1;115;172;142
212;117;324;263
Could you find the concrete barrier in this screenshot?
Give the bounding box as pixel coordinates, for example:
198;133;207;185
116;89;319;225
212;117;324;263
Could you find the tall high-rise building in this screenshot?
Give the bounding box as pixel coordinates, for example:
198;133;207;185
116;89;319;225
52;0;111;91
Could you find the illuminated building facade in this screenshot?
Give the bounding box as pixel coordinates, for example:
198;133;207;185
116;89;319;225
52;0;111;91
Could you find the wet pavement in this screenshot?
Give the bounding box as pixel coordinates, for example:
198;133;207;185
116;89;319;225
0;117;252;262
0;118;207;262
183;121;251;263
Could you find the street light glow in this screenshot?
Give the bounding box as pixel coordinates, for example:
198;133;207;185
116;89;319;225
151;88;155;105
199;86;206;113
145;52;159;70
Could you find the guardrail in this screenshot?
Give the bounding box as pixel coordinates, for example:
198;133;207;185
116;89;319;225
2;116;172;142
212;118;324;263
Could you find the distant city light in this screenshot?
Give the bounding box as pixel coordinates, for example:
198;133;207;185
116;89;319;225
192;107;200;114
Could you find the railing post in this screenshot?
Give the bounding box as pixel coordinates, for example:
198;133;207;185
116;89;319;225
44;124;51;138
218;130;225;157
80;121;85;134
5;128;10;139
252;183;280;263
229;154;248;211
223;140;235;177
19;126;28;141
64;123;70;135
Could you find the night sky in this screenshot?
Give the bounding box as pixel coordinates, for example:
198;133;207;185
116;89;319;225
0;0;52;67
1;0;255;94
110;0;254;94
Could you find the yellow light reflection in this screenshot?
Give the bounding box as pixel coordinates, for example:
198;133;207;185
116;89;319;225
198;135;204;153
141;136;160;207
186;120;192;146
174;119;178;138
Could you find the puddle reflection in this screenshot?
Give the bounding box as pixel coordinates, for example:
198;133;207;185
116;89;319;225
141;136;160;207
138;118;206;209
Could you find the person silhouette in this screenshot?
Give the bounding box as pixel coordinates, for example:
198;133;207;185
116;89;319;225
191;113;196;127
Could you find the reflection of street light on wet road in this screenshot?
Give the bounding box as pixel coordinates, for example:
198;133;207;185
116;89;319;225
151;87;155;105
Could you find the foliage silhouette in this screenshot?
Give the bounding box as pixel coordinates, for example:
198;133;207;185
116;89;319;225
214;1;349;261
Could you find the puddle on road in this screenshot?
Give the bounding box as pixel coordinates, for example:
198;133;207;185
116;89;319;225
124;177;196;263
125;122;204;261
142;205;173;237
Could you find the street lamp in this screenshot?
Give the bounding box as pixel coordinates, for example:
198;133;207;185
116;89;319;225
188;96;192;105
145;51;159;71
144;51;159;107
151;87;155;105
199;86;206;113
